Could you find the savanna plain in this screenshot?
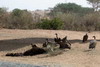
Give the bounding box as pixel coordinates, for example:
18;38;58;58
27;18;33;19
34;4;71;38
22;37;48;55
0;29;100;67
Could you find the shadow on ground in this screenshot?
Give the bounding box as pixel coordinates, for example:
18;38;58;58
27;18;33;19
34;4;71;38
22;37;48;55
0;37;100;51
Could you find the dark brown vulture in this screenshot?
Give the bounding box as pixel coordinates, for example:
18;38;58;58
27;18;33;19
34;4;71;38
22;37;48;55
6;44;46;57
59;36;71;49
43;38;49;47
82;33;88;42
23;44;46;56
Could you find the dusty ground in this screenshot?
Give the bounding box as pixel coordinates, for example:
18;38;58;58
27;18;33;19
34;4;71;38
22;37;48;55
0;29;100;67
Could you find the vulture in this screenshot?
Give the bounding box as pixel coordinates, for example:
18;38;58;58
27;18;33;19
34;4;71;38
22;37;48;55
43;38;49;47
89;36;97;49
62;36;71;46
62;36;67;42
23;44;46;56
54;33;61;43
82;33;88;42
43;38;59;52
6;44;46;56
58;36;71;49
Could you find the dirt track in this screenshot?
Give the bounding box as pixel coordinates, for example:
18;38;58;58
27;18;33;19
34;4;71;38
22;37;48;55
0;29;100;67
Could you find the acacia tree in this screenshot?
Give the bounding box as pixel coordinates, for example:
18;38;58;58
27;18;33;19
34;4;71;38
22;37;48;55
52;3;82;13
49;3;93;18
87;0;100;11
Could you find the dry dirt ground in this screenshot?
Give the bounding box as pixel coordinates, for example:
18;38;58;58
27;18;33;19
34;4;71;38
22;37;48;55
0;29;100;67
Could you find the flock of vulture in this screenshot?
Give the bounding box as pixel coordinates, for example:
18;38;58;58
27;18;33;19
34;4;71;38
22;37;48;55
6;33;97;57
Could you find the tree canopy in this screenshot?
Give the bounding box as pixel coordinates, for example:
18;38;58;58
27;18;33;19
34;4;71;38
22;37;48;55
87;0;100;11
50;3;93;17
53;3;82;13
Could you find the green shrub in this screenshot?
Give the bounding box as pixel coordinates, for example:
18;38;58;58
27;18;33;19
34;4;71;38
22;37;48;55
50;18;64;30
39;19;51;29
39;18;64;30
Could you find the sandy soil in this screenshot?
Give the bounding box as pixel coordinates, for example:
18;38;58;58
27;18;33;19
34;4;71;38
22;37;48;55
0;29;100;67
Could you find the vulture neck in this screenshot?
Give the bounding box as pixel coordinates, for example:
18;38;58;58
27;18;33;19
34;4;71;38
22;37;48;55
93;36;96;40
56;34;58;39
46;39;49;43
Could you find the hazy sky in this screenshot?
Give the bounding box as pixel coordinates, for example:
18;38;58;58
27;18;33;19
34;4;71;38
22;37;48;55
0;0;91;11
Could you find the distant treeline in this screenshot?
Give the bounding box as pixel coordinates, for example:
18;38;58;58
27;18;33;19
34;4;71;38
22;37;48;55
0;3;100;31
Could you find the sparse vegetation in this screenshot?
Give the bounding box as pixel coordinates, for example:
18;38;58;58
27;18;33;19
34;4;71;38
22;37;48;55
0;3;100;31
